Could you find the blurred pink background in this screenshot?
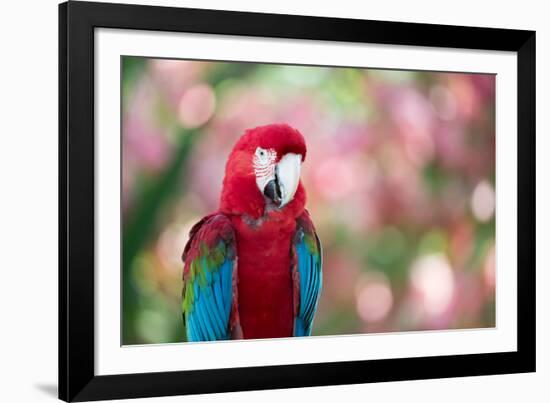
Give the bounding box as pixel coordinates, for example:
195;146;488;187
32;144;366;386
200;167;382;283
122;57;495;344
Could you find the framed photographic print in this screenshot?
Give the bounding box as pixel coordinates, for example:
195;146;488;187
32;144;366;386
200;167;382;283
59;1;536;401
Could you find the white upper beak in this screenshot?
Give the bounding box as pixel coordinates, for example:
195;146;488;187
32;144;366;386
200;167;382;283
276;153;302;207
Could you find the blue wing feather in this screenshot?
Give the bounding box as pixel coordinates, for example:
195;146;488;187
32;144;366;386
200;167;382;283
293;212;323;337
221;260;233;320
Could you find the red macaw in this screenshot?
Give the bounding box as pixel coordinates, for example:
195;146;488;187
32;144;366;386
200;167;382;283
181;124;322;341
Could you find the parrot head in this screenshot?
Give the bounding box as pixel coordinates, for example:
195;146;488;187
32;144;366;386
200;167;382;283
220;124;307;219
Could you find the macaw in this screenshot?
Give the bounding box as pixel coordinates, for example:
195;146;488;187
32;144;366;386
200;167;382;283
181;123;322;341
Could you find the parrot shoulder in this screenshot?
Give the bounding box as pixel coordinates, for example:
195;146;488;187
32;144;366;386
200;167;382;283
181;213;235;269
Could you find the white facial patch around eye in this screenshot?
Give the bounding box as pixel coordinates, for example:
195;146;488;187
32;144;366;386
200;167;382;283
253;147;277;192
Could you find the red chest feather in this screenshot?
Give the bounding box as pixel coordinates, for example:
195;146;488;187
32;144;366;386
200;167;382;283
232;213;296;339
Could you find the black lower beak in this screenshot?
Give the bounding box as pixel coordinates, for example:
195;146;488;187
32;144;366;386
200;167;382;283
264;177;282;206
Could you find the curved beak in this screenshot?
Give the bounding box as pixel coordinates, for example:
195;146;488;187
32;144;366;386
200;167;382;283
263;153;302;208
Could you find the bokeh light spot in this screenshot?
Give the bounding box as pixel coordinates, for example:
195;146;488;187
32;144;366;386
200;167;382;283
470;180;495;222
410;254;455;317
177;84;216;128
356;280;393;323
156;218;198;272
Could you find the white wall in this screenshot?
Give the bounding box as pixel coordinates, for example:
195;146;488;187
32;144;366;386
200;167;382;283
0;0;546;402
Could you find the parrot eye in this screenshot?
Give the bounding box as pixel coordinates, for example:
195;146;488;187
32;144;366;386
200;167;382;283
256;148;267;158
255;147;275;163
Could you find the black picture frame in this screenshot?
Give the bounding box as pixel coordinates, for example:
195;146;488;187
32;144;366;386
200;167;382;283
59;1;536;401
